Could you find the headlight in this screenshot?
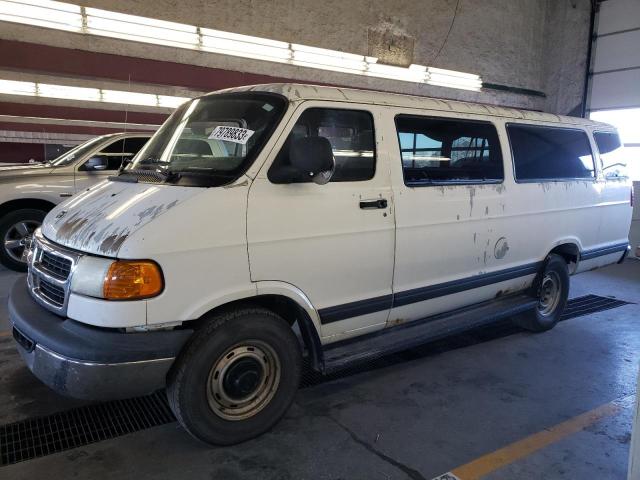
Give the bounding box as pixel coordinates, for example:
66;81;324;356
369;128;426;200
71;257;163;300
103;260;163;300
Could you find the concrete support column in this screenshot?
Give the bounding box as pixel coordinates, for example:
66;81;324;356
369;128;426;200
629;365;640;479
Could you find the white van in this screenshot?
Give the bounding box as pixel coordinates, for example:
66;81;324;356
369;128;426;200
9;84;633;445
0;132;151;271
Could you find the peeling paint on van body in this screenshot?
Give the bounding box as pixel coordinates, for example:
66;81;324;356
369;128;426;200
42;181;203;256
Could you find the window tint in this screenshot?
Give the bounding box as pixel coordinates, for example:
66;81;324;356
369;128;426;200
395;116;503;185
85;137;149;171
507;124;595;181
122;137;149;154
269;108;375;183
594;131;628;179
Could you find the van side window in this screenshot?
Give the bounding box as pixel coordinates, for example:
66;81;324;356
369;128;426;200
269;108;375;183
507;124;595;182
594;131;628;180
394;116;503;186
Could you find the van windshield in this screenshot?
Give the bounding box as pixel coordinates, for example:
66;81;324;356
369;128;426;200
126;93;287;186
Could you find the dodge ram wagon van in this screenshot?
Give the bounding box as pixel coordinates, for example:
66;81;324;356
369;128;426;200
0;132;151;271
9;84;633;445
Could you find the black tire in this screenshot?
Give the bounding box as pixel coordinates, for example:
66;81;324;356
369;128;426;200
167;306;301;445
0;208;46;272
514;254;569;332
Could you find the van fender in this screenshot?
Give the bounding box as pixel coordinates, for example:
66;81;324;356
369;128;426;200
255;281;322;328
545;236;583;274
185;285;259;321
255;280;325;372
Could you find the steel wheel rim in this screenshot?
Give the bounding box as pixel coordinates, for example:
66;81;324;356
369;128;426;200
4;220;40;263
207;341;281;421
538;271;561;316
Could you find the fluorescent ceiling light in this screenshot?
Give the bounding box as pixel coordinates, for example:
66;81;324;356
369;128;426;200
367;63;427;82
200;27;291;61
85;7;199;49
38;83;101;101
158;94;189;108
0;79;37;96
0;0;484;91
101;89;159;106
0;0;81;32
0;78;190;108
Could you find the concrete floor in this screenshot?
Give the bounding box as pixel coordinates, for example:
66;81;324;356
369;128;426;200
1;260;638;479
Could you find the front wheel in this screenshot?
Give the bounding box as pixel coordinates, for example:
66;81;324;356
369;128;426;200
167;307;302;445
0;209;46;272
514;254;569;332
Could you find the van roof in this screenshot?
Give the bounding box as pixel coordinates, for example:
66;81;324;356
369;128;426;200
212;83;613;130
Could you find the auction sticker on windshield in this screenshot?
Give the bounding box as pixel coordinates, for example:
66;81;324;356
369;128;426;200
208;126;255;144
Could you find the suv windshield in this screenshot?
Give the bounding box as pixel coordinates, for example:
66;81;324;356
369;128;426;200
126;93;287;186
48;135;109;167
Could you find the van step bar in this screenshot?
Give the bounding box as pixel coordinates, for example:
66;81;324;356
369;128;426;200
322;293;538;372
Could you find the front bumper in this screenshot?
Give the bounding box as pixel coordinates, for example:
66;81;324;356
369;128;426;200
9;279;193;400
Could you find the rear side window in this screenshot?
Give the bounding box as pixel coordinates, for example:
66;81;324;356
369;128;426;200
89;137;149;170
594;131;628;180
395;115;503;186
269;108;375;183
123;137;149;154
507;124;595;181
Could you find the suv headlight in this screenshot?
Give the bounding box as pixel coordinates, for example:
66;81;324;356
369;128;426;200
71;256;163;300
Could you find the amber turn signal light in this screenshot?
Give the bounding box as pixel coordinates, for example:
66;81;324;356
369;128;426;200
103;260;163;300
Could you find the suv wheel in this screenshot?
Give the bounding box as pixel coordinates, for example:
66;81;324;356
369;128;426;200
0;209;46;272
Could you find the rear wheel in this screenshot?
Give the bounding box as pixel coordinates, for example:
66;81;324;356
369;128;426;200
514;254;569;332
167;307;301;445
0;209;46;271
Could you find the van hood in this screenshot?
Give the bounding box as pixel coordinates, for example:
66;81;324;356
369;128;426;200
42;180;204;256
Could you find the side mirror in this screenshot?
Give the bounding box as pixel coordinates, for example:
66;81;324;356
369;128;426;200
289;137;335;185
84;156;108;171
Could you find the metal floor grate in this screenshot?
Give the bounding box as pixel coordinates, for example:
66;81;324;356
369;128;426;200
0;294;631;466
1;392;174;465
561;294;629;320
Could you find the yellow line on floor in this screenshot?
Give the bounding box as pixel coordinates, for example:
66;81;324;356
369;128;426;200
442;394;634;480
0;330;11;337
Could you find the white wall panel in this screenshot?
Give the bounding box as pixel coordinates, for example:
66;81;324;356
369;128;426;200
588;0;640;111
593;30;640;72
598;0;640;35
590;70;640;110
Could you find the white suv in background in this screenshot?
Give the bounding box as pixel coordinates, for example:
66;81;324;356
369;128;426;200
0;132;151;271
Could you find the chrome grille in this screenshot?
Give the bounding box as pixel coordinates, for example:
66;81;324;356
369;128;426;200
27;230;81;316
40;251;72;280
38;279;66;307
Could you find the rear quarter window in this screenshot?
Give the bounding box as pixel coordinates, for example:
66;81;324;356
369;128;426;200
507;124;595;182
594;131;628;180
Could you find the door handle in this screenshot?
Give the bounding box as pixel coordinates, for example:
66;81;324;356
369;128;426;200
359;198;388;209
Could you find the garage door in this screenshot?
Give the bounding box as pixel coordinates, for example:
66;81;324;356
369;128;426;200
587;0;640;181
